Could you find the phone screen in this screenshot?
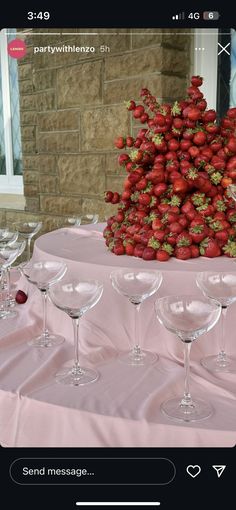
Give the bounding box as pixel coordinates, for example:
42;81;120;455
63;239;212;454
0;4;235;509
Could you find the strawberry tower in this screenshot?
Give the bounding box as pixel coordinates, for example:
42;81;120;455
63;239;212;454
103;76;236;261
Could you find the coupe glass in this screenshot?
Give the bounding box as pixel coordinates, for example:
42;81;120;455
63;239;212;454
49;279;103;386
110;269;163;365
0;231;19;291
63;214;99;228
0;227;9;241
80;214;99;225
64;217;81;227
196;272;236;372
155;295;221;422
21;261;67;347
0;240;26;320
13;222;42;261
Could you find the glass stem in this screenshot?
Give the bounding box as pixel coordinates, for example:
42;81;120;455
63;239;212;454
42;290;49;338
27;238;31;262
72;318;82;373
0;269;6;291
6;267;11;302
180;342;193;407
217;305;227;361
133;303;141;356
3;266;11;312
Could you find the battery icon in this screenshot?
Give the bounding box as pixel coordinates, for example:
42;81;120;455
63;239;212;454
203;11;220;20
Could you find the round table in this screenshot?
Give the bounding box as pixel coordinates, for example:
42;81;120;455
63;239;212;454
0;224;235;447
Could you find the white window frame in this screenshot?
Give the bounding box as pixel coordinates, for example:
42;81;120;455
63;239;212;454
0;29;23;194
194;29;219;110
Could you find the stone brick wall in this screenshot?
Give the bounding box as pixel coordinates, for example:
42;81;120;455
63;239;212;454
1;28;191;234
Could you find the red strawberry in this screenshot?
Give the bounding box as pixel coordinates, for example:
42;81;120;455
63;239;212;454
173;178;189;194
215;230;229;245
111;192;120;204
178;214;189;229
134;138;142;148
175;246;192;260
181;200;194;215
125;244;135;256
193;131;207;146
106;237;113;247
118;153;130;166
200;238;221;257
126;136;134;147
196;203;214;217
203;110;217;123
153;183;168;197
133;105;145;118
180;139;192;151
125;100;136;111
114;244;125;256
114;137;125;149
152;218;165;231
176;231;192;247
169;222;183;234
134;243;145;258
104;191;114;203
156;250;170;261
15;290;28;304
205;123;219;134
197;99;207;111
189;224;209;243
157;242;174;260
227;107;236;119
121;190;131;200
140;88;150;97
168;138;179;151
153;230;166;242
136;178;148;191
128;171;141;185
125;162;135;173
142;247;156;260
154;113;166;126
188;146;200;158
173;117;183;129
138;193;151;206
115;211;125;223
140;113;149;123
187;107;201;121
190;245;200;258
165;232;178;246
163;211;179;224
227;138;236;154
191;76;203;87
130;149;143;163
103;226;112;239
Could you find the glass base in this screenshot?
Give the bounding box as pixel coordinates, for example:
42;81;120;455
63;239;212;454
118;347;158;366
28;333;65;348
161;396;213;422
55;365;99;386
201;354;236;373
0;309;18;320
7;296;16;308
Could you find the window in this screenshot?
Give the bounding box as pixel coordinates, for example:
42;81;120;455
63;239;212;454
0;29;23;194
194;28;235;116
194;29;218;110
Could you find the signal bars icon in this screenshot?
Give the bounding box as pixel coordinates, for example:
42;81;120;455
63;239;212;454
172;12;185;20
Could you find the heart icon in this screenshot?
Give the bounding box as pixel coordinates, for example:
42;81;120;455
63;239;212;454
186;465;201;478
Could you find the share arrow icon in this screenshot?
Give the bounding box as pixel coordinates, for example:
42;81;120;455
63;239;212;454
212;465;226;478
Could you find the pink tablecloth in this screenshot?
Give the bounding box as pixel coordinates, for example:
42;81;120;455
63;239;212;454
0;223;236;447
